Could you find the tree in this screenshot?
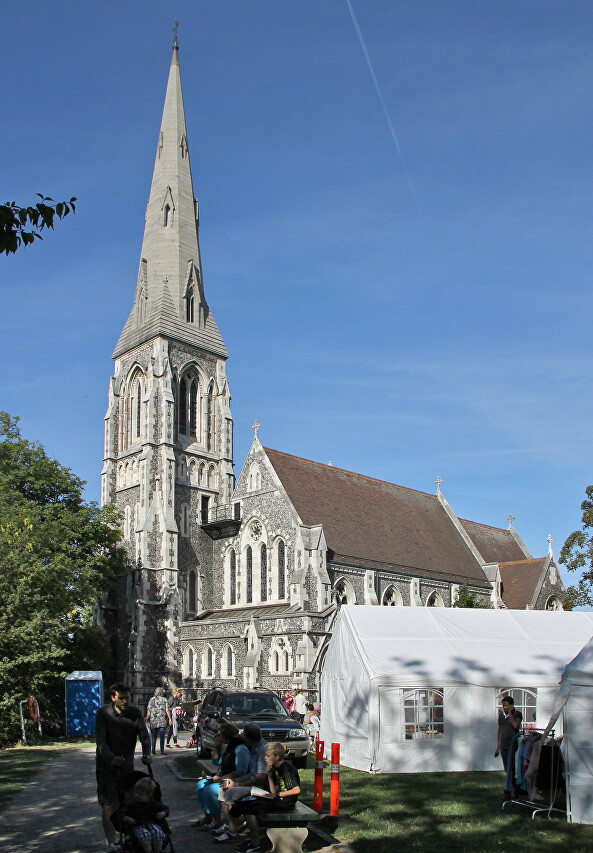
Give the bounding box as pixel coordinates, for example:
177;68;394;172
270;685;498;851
0;195;76;256
452;583;481;608
560;484;593;607
0;413;129;745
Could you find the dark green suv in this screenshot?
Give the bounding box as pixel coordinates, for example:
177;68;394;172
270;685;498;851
196;687;309;768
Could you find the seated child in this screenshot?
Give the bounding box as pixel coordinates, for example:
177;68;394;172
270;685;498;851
229;742;300;853
113;777;169;853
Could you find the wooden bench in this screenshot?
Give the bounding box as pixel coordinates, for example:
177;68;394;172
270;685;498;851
195;758;219;776
257;801;320;853
195;760;320;852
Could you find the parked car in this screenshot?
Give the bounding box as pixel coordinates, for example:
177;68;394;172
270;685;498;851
196;687;310;768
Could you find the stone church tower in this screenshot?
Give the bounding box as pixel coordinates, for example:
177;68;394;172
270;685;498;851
101;38;234;694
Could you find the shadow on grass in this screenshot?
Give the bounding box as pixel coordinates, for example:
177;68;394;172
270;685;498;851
302;768;593;853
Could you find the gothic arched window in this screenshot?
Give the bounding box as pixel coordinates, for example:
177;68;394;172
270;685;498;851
277;540;286;599
189;379;198;437
426;591;444;607
206;383;215;451
246;546;253;603
382;586;403;606
260;544;268;602
178;373;199;439
179;378;187;435
185;285;195;323
134;380;141;439
225;645;234;677
334;578;354;605
164;204;171;226
229;549;237;605
203;645;214;678
188;570;197;612
273;651;279;673
121;369;144;450
187;647;194;678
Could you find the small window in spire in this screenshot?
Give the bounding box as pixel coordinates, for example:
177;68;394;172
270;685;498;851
185;286;195;323
164;204;172;227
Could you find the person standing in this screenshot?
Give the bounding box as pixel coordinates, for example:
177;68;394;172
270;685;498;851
166;687;182;748
293;689;307;724
282;691;294;715
146;687;171;756
495;695;523;796
95;682;152;853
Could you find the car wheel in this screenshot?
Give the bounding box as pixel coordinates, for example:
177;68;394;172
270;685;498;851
197;732;211;759
292;755;308;769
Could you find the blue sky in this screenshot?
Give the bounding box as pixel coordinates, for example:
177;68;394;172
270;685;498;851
2;2;592;587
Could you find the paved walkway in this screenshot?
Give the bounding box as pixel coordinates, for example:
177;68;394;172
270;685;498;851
0;745;338;853
0;746;225;852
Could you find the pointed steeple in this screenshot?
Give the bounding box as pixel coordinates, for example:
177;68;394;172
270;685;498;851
114;38;227;359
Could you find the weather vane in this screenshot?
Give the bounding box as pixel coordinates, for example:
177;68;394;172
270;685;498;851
173;19;179;47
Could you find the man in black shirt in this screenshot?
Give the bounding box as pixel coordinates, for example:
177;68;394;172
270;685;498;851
230;742;300;853
95;682;152;853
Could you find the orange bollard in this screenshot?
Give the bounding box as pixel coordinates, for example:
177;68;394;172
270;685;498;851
312;739;324;812
329;742;340;816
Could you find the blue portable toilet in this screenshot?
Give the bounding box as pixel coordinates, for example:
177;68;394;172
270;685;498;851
65;671;104;736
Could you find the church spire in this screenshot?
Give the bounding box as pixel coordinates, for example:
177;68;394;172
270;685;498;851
114;36;227;359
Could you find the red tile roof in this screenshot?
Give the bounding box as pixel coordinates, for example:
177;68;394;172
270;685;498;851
499;558;547;609
264;448;490;588
460;519;527;563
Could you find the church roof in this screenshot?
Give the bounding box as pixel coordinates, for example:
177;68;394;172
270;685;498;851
499;558;548;609
459;519;528;563
264;448;491;588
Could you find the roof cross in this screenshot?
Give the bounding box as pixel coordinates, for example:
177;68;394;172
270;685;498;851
507;514;515;530
435;476;443;495
547;534;553;556
252;419;261;438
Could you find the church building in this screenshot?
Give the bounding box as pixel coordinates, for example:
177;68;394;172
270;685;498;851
99;40;566;700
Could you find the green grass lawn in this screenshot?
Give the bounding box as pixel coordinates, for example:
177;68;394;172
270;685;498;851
174;753;593;853
0;740;94;812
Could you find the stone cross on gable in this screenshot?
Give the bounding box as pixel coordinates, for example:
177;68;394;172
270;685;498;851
507;514;515;529
435;476;443;495
252;419;261;438
547;534;553;556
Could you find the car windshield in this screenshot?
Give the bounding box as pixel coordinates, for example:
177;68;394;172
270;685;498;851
224;693;288;718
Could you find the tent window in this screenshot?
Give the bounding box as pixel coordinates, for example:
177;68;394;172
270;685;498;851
496;688;537;728
402;689;444;740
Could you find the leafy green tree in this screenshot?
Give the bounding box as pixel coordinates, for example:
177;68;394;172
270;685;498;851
0;195;76;255
0;413;128;745
560;484;593;607
452;583;480;608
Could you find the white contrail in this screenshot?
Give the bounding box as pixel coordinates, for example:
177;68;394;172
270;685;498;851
345;0;422;216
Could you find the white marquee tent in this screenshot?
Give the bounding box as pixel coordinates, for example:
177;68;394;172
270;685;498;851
544;636;593;824
320;606;593;773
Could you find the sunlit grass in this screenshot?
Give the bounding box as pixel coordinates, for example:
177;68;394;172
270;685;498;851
175;753;593;853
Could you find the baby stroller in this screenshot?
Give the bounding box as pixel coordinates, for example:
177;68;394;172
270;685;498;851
111;765;175;853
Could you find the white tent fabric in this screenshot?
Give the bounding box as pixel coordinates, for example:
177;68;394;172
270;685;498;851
320;606;593;773
544;636;593;824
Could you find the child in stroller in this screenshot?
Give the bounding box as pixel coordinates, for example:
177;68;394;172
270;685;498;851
111;769;173;853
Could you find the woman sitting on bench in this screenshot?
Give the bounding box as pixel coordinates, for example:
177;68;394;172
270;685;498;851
230;742;301;853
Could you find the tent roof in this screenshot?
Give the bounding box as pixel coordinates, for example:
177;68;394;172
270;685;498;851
561;634;593;687
332;606;593;688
